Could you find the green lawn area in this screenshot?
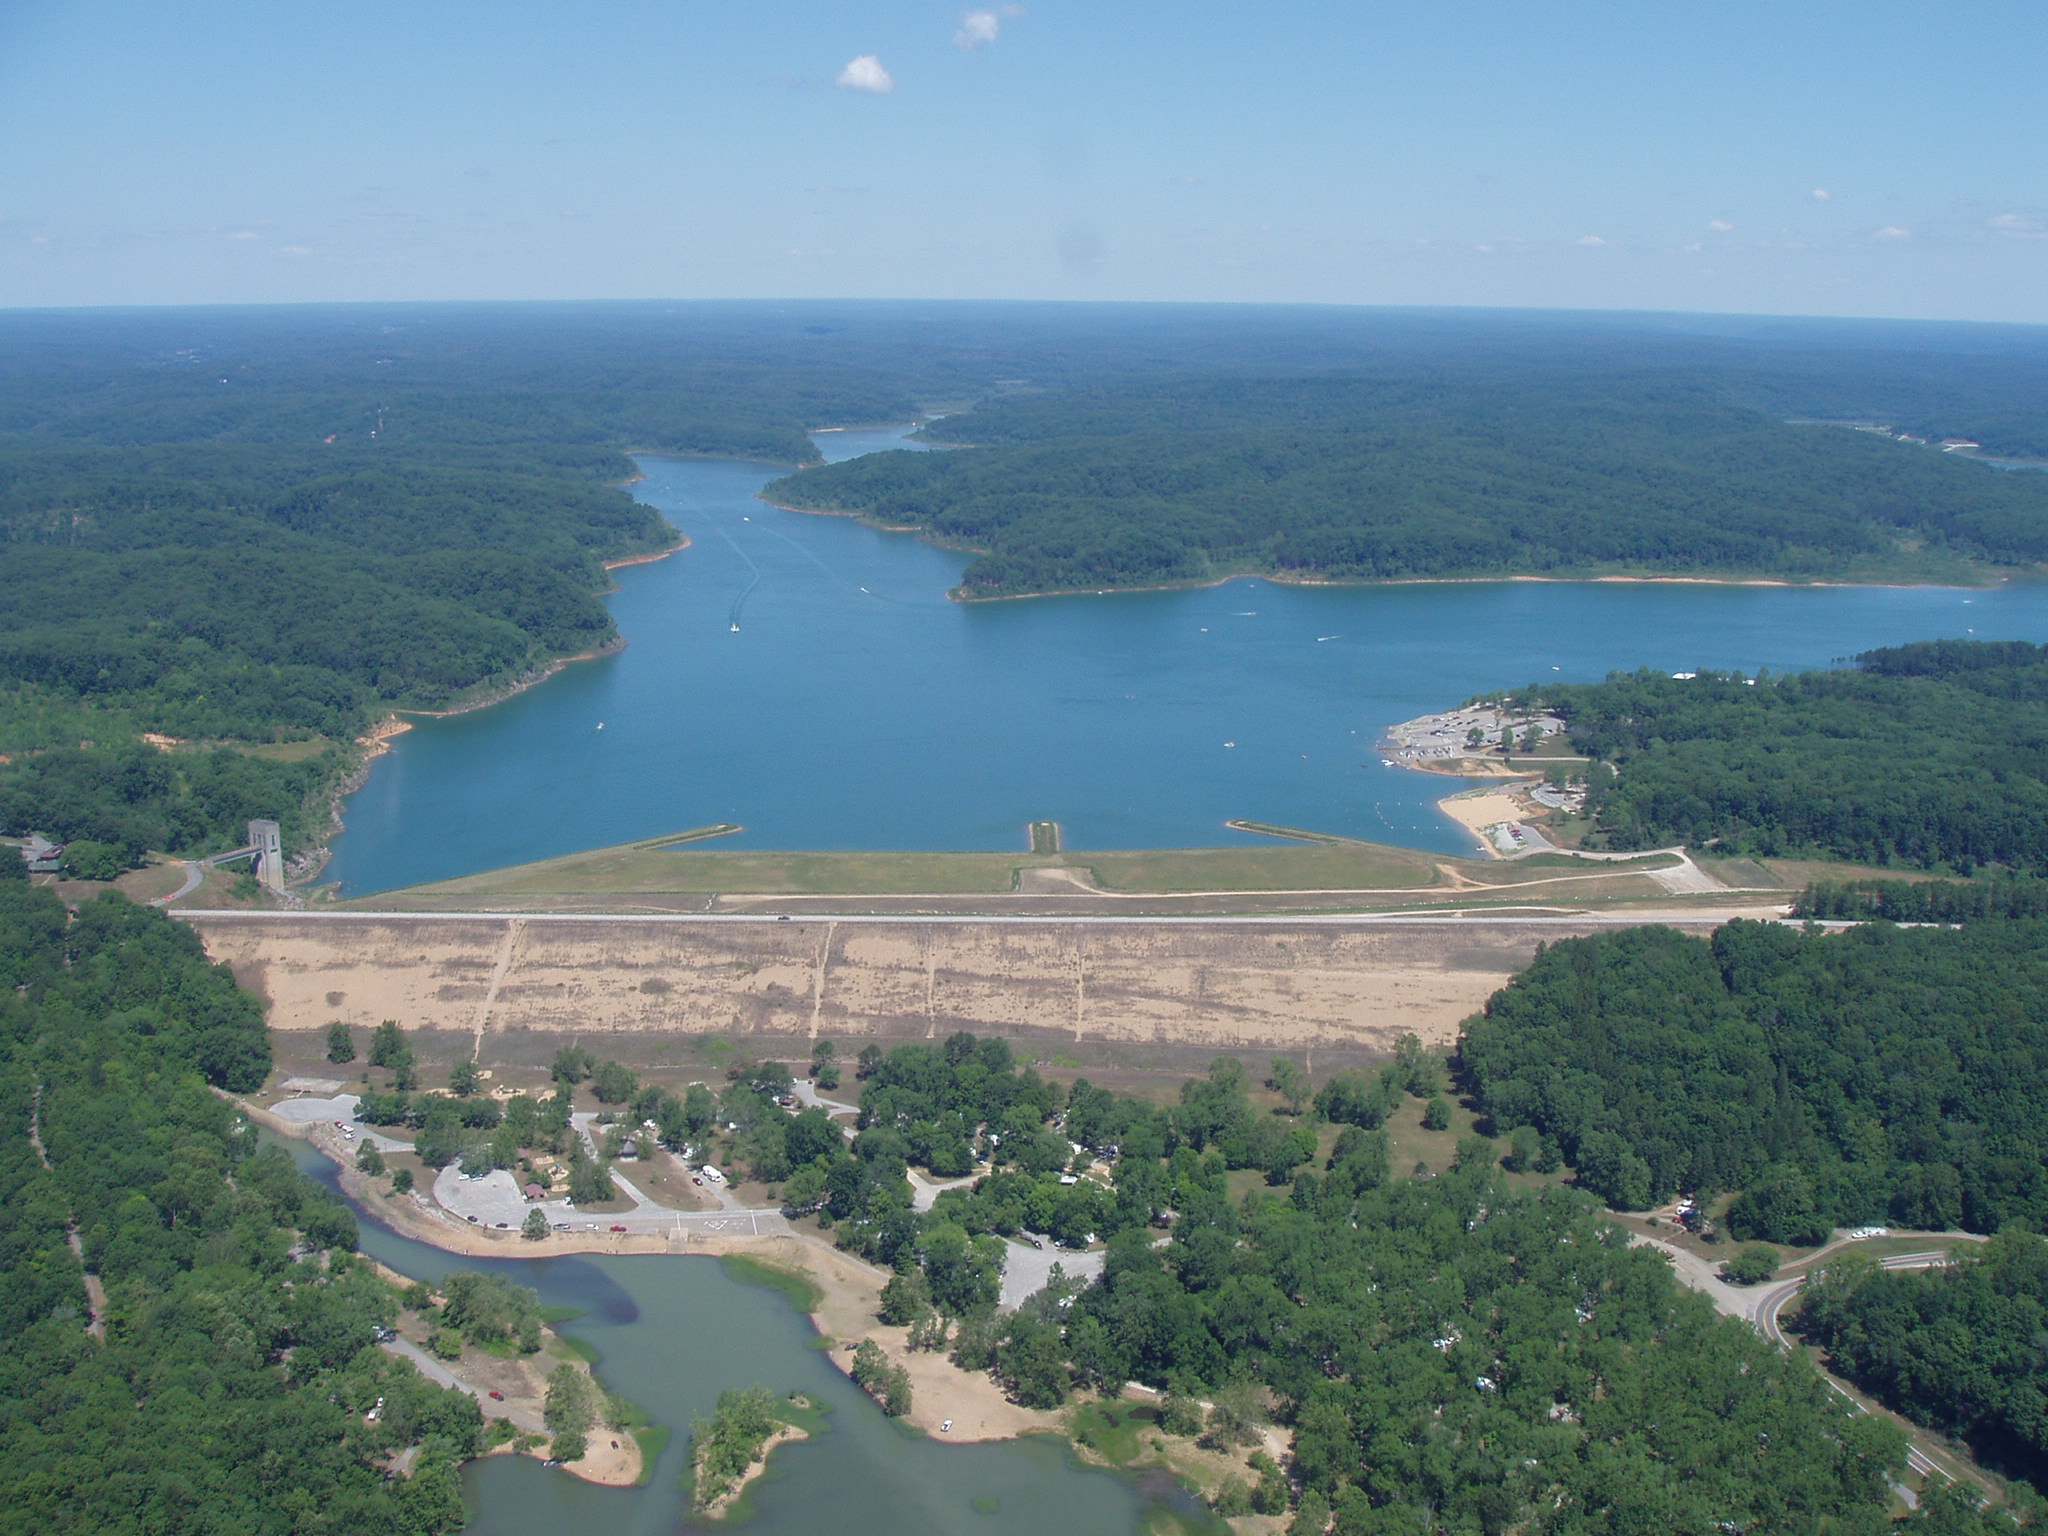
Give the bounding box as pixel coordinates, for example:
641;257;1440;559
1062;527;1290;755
380;844;1050;898
1068;1399;1162;1466
349;823;1764;906
1083;841;1445;892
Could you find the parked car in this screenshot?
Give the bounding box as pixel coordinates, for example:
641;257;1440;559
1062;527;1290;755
610;1224;628;1232
488;1391;504;1401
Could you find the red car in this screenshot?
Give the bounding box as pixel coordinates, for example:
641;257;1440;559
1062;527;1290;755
609;1224;628;1232
488;1391;504;1401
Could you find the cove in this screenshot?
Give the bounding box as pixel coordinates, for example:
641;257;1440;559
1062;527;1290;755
322;427;2048;896
278;1140;1175;1536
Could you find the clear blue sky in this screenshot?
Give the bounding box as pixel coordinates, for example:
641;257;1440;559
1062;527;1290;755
2;0;2043;320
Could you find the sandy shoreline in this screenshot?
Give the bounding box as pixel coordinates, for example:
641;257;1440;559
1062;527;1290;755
602;532;692;573
1435;788;1531;858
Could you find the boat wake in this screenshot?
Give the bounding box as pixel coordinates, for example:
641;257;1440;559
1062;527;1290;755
708;518;764;631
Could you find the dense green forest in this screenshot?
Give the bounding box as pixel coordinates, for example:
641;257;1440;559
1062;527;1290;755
1458;919;2048;1244
1522;639;2048;872
766;373;2048;597
1795;875;2048;922
1801;1230;2048;1490
0;861;484;1535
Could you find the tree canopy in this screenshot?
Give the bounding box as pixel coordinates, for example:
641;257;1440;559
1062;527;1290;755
1524;640;2048;872
1460;919;2048;1240
767;375;2048;597
0;869;482;1535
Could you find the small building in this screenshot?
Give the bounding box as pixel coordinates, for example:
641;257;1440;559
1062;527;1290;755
21;835;61;874
524;1183;546;1201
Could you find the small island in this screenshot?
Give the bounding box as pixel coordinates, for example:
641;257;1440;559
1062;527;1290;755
689;1386;814;1520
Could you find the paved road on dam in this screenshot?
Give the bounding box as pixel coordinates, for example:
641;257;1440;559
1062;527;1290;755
175;905;1789;929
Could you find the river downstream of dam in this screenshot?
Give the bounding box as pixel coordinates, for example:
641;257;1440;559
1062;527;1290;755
322;427;2048;896
279;1139;1175;1536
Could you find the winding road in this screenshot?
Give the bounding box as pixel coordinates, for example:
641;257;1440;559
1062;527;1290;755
1752;1250;1959;1486
1640;1231;1966;1491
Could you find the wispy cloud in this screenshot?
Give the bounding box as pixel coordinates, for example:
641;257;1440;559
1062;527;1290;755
1991;213;2046;238
1708;219;1734;232
1810;188;1832;202
837;55;894;94
1872;226;1912;242
1576;235;1606;246
955;6;1024;50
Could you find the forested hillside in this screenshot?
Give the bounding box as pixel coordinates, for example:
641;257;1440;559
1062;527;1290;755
0;306;918;869
1459;919;2048;1239
765;374;2048;597
0;860;482;1534
1526;638;2048;871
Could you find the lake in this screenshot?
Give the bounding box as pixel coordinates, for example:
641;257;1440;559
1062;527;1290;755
322;426;2048;895
279;1140;1178;1536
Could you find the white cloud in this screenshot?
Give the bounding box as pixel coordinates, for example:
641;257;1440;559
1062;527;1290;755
1576;235;1605;246
837;55;894;94
955;6;1023;50
1810;188;1831;202
1873;226;1912;242
1708;219;1734;232
1991;213;2046;236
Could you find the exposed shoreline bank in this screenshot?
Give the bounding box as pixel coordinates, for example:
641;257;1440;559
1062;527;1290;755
602;531;692;576
747;497;2011;604
942;566;2008;605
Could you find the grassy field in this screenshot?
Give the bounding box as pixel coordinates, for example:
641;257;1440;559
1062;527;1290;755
384;843;1054;898
335;823;1790;911
1081;841;1444;892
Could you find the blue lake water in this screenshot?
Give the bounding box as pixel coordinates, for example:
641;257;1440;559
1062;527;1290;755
322;426;2048;896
